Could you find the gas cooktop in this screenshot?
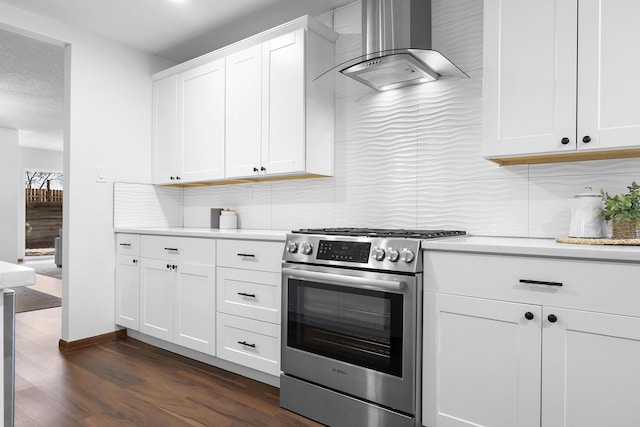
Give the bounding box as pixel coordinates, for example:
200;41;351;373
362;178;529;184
292;227;466;239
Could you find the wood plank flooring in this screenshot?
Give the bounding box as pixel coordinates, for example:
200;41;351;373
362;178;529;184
15;308;323;427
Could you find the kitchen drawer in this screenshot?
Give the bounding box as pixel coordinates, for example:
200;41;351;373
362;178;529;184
217;267;280;324
216;239;282;272
424;251;640;318
116;233;140;255
140;235;215;264
216;313;280;376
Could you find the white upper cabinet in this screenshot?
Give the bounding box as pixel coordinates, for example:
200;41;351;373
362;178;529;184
226;28;333;179
152;16;336;184
483;0;640;165
225;44;264;178
152;60;225;184
179;59;225;182
151;75;179;183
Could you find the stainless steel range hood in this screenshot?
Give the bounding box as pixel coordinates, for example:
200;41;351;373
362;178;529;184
319;0;468;92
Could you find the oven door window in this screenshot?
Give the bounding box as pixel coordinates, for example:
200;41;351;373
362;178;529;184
287;279;403;377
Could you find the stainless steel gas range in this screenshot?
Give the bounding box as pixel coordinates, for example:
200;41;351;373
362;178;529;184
280;228;466;427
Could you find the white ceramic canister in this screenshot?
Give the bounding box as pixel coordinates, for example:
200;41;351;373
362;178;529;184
567;187;604;238
219;210;238;229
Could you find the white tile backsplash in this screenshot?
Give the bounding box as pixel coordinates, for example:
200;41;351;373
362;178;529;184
115;2;638;239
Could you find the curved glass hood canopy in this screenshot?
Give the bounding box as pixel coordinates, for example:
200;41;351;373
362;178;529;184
315;0;469;93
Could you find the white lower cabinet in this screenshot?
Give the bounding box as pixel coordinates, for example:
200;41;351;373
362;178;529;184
216;239;282;375
138;236;216;355
423;251;640;427
216;313;280;376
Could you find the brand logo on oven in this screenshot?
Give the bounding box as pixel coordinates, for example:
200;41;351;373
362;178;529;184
332;367;348;376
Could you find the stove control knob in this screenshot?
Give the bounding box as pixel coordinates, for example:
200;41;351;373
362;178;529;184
286;241;298;253
400;248;415;263
300;242;313;255
387;248;399;262
372;247;385;261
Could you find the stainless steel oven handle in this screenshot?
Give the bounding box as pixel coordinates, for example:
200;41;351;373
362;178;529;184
282;267;405;291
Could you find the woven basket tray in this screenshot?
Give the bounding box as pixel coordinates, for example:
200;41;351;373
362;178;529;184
555;236;640;246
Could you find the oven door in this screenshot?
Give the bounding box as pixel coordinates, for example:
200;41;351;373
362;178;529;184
281;263;419;414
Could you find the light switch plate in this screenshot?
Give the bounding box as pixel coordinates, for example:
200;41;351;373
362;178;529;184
96;166;107;183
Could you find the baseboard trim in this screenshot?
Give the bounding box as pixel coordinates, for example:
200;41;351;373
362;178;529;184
59;329;127;352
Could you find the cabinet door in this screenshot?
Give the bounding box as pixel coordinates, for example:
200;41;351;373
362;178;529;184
115;254;140;330
578;0;640;151
483;0;577;158
225;44;263;179
179;59;226;182
174;263;216;355
140;258;174;341
262;29;305;175
542;307;640;427
423;292;541;427
152;75;179;184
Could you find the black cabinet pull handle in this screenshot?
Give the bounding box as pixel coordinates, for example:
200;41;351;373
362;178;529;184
548;314;558;323
164;247;178;251
524;311;534;320
519;279;563;287
237;292;256;298
561;137;570;145
238;341;256;348
237;253;255;258
582;135;591;143
119;243;132;246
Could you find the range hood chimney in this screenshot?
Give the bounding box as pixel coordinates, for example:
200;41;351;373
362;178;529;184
338;0;468;92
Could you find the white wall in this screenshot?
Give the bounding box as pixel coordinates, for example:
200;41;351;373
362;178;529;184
0;128;20;263
0;3;173;342
18;147;63;260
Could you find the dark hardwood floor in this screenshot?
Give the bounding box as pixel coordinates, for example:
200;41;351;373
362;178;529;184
14;308;323;426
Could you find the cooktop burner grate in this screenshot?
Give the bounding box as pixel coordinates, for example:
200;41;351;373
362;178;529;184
292;228;466;239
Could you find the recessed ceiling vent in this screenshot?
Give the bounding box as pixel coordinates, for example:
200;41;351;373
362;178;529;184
330;0;468;92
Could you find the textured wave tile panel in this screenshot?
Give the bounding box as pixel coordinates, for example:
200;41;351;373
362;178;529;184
334;183;418;229
335;86;419;144
432;0;483;26
529;175;640;238
529;156;640;179
113;182;182;228
417;179;528;237
183;187;222;228
418;77;482;132
335;134;418;187
432;12;483;75
417;125;529;182
234;183;272;230
271;179;335;230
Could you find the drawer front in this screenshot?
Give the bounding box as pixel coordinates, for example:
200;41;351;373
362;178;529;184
216;313;280;376
216;239;282;272
140;235;215;264
424;251;640;317
217;267;280;323
116;233;141;255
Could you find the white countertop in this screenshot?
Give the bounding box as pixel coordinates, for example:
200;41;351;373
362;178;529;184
0;261;36;289
114;227;289;241
421;235;640;262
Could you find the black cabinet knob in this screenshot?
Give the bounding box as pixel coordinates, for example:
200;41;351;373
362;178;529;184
253;167;259;172
260;166;266;172
524;312;534;320
561;137;570;145
166;264;171;269
582;135;591;143
548;314;558;323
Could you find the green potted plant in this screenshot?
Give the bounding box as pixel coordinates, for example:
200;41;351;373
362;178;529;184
599;181;640;239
